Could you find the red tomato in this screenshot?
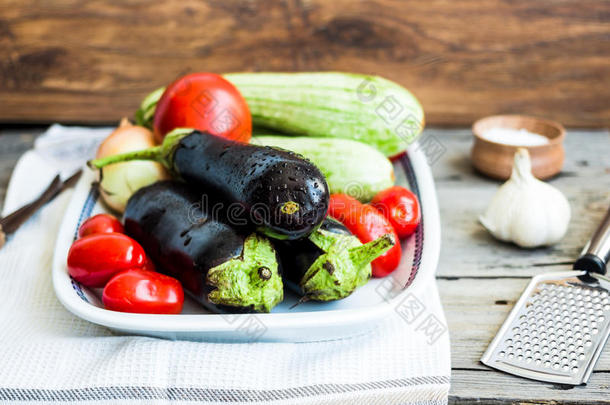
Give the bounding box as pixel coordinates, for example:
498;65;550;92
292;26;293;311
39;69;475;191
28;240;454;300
328;194;401;278
78;214;124;238
153;72;251;143
141;256;156;272
371;186;421;238
102;268;184;314
67;233;147;288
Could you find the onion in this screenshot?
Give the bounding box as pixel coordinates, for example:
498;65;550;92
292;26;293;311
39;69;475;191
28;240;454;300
96;118;169;213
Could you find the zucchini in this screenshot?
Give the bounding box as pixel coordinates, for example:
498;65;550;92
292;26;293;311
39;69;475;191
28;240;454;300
136;72;424;156
227;72;424;156
254;136;394;202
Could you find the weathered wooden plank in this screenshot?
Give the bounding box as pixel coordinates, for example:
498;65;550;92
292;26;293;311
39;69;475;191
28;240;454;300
450;369;610;405
439;278;610;371
1;0;609;126
431;129;610;278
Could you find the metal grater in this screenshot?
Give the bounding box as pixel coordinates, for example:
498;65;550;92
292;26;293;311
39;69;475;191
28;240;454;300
482;206;610;385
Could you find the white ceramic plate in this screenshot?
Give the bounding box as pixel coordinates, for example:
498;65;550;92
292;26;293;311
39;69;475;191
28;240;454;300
52;145;440;342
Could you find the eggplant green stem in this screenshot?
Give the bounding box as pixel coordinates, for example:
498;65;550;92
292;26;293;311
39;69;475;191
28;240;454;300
300;230;395;301
350;233;396;271
88;146;164;169
207;233;283;312
87;127;194;171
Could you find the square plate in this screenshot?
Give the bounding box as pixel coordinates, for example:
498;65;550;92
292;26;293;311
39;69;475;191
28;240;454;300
52;145;440;342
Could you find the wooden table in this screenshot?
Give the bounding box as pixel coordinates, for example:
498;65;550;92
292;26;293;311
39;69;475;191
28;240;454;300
2;0;609;128
431;128;610;404
0;127;609;404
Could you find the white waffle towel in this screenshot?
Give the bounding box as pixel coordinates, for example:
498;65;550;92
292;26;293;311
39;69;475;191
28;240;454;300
0;125;450;404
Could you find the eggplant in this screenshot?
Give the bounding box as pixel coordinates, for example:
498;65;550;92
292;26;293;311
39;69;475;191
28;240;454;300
276;218;395;301
123;180;283;313
90;129;329;240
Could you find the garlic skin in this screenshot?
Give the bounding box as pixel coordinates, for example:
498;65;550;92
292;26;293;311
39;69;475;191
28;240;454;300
479;148;570;248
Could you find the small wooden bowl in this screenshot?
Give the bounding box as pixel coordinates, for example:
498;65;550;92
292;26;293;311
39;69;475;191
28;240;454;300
471;115;566;180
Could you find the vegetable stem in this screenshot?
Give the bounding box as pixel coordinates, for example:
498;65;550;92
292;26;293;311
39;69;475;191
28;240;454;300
88;128;194;170
350;233;395;270
207;233;283;312
299;229;395;301
88;146;163;169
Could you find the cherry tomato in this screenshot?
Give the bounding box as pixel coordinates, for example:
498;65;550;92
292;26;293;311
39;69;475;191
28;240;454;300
153;72;251;143
102;268;184;314
141;256;156;272
78;214;124;238
371;186;421;238
67;233;147;288
328;194;401;277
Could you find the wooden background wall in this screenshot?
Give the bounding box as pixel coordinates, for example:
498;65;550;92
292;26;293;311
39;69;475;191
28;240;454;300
0;0;608;127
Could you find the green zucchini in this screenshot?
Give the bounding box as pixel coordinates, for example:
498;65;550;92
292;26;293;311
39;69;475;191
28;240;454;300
136;72;424;156
254;136;394;202
227;72;424;156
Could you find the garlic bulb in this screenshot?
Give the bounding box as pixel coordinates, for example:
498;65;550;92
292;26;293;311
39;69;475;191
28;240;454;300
479;148;570;248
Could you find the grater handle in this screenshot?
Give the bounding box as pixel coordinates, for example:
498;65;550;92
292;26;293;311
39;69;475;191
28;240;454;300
574;205;610;275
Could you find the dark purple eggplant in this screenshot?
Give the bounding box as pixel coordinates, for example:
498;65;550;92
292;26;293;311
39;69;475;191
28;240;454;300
276;218;395;301
90;129;329;240
124;180;283;313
